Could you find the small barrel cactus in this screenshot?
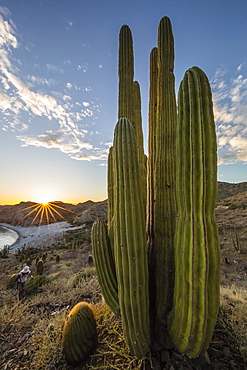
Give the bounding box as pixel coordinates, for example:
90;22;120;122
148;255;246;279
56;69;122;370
36;259;44;275
62;302;97;366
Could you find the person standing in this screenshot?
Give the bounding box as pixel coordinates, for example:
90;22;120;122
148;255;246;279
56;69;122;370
17;265;32;299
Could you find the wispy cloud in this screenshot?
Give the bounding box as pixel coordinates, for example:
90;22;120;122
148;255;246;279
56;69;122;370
211;63;247;165
0;9;109;162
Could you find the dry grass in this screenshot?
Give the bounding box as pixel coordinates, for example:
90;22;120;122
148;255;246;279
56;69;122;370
1;249;247;369
219;285;247;360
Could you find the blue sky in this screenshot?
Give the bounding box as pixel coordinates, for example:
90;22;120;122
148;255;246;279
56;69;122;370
0;0;247;204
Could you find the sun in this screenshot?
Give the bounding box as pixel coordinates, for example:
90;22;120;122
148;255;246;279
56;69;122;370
35;192;53;205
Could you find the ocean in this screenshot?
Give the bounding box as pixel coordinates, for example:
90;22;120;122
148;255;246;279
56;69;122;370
0;226;19;251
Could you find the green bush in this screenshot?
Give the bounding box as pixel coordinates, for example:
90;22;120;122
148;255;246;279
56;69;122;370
72;267;96;287
24;275;50;297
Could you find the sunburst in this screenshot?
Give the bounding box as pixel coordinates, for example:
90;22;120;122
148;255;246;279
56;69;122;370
10;201;78;227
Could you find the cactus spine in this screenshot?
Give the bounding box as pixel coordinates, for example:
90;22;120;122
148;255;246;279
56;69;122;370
62;302;97;366
168;67;220;358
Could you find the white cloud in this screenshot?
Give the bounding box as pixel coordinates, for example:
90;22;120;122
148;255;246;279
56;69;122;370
46;63;64;73
77;64;88;72
0;7;11;18
17;130;93;155
0;14;17;49
0;10;104;161
211;64;247;165
63;95;71;101
0;91;11;111
27;75;56;87
66;82;72;89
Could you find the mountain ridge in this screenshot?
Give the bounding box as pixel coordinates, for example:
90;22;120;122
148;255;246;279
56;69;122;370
0;181;246;228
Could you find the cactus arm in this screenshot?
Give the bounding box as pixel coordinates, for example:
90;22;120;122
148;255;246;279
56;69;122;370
118;25;146;204
91;219;119;316
147;47;158;241
168;67;220;358
118;25;134;121
113;117;150;359
107;146;114;234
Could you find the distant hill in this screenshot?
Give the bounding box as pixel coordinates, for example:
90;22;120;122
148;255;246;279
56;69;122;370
0;181;246;228
217;181;247;202
0;200;107;227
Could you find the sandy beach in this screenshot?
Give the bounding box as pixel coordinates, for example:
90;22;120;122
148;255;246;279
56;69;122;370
0;222;84;252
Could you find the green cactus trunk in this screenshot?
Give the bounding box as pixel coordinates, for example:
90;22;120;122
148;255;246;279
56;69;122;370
148;16;177;346
113;117;150;359
118;25;134;121
107;146;114;236
168;66;220;358
91;219;119;316
147;47;158;241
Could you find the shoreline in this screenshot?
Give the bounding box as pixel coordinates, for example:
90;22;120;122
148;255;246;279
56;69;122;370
0;222;85;252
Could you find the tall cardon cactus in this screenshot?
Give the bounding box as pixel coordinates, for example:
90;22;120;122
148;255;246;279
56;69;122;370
91;17;220;360
168;66;220;358
113;117;150;358
148;17;177;347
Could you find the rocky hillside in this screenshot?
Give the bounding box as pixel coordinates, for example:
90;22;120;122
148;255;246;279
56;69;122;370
217;181;247;201
0;182;246;234
0;200;106;227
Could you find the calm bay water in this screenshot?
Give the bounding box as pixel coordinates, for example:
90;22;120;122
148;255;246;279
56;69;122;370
0;226;19;251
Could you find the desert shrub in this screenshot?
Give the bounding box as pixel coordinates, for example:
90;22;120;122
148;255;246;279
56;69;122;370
6;273;18;289
220;286;247;362
0;245;9;258
30;312;66;370
24;275;50;297
72;267;96;287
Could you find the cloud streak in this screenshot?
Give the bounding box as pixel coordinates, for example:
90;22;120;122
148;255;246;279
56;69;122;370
0;9;109;162
211;64;247;165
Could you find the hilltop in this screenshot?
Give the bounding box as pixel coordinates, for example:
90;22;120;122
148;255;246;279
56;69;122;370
0;181;247;227
0;200;107;227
